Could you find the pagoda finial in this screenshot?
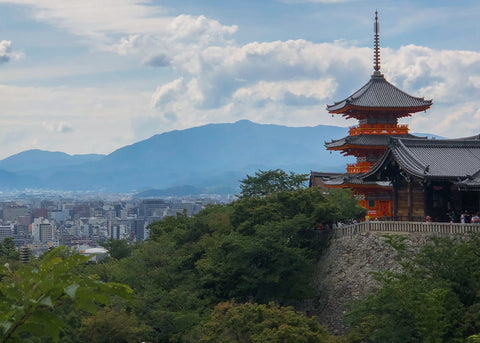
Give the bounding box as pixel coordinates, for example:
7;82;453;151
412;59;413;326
373;10;381;73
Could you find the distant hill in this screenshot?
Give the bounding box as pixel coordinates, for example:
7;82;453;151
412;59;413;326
0;120;354;193
0;150;105;172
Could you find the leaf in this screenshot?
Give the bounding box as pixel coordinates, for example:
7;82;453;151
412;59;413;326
39;296;53;308
64;284;80;299
0;320;12;332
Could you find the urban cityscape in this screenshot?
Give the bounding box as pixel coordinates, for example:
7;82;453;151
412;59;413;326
0;192;232;256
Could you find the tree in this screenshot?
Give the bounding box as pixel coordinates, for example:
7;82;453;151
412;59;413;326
196;188;362;304
0;238;20;261
100;238;132;260
238;169;308;198
324;188;367;221
198;301;339;343
345;235;480;342
0;246;132;342
93;185;364;342
79;307;150;343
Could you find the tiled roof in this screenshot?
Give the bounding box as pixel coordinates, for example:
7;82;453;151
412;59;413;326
365;136;480;181
327;72;432;113
325;134;419;149
310;171;390;187
457;170;480;190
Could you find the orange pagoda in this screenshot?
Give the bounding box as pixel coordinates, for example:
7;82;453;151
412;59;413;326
310;11;432;218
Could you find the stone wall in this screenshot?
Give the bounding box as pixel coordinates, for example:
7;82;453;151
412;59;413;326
309;230;439;335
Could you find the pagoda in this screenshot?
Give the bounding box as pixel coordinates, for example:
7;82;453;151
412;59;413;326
317;11;432;218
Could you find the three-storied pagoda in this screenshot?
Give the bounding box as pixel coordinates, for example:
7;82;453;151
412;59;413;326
310;11;432;218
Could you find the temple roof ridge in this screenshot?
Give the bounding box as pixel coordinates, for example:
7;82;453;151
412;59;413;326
327;72;433;113
327;11;433;115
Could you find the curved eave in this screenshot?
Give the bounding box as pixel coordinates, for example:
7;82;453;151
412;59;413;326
326;144;387;151
324;183;349;189
348;183;392;189
326;183;393;195
329;104;432;116
362;138;477;181
361;150;392;180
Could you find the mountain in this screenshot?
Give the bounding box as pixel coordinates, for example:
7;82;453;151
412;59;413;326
0;120;354;193
0;150;105;172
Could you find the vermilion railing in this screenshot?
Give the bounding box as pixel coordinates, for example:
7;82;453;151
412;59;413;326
349;124;409;136
347;162;373;174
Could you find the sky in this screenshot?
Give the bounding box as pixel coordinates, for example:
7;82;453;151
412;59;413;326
0;0;479;159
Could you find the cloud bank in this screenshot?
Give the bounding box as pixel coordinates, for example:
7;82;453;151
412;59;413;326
0;0;479;159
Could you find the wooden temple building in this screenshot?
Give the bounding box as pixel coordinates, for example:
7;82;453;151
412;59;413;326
311;12;480;222
310;11;432;219
362;136;480;222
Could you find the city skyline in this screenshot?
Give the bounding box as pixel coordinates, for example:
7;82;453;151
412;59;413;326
0;0;479;159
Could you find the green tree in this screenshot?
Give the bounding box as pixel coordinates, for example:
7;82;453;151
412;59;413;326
79;307;150;343
239;169;308;198
346;235;480;342
100;238;132;260
324;189;367;221
0;238;20;262
199;301;339;343
0;246;132;342
93;185;364;342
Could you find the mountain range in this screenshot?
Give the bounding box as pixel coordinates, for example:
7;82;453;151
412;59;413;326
0;120;356;194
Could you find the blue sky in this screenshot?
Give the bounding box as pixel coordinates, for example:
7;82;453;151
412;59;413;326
0;0;479;158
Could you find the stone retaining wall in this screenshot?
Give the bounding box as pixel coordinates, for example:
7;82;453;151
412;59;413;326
310;230;440;335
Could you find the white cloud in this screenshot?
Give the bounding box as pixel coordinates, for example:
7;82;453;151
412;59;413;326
279;0;357;3
0;40;23;63
0;0;480;156
145;38;480;140
407;103;480;139
232;79;336;106
151;77;203;109
167;40;370;108
0;1;237;62
382;45;480;105
0;84;153;158
42;120;73;133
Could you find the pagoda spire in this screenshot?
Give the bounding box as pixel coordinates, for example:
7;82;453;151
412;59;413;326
373;10;381;73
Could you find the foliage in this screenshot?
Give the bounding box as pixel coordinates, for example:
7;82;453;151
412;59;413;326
324;189;367;221
238;169;308;198
0;238;20;261
196;188;343;304
95;187;358;341
31;172;365;342
346;235;480;342
198;300;339;343
100;238;132;260
0;170;372;342
0;246;132;342
79;307;150;343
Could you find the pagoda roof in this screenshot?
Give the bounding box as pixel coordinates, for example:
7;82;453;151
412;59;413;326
325;133;421;150
327;72;432;115
363;136;480;182
313;171;391;188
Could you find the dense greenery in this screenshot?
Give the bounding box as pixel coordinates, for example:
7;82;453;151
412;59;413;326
199;301;339;342
0;170;368;342
0;247;132;342
9;179;480;342
238;169;309;198
346;234;480;343
96;187;364;342
0;238;19;262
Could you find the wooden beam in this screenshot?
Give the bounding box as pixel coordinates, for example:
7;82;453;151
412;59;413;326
407;179;413;221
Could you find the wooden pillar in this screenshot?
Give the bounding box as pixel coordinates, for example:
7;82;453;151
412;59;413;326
423;182;428;219
407;179;413;221
393;186;398;220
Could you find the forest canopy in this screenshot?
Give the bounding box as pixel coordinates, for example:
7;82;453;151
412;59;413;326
0;170;366;342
